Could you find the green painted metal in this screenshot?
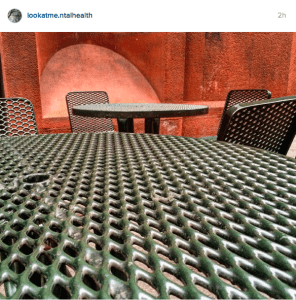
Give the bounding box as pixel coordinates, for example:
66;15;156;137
0;132;296;299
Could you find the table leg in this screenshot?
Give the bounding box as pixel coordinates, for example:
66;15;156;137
117;118;134;133
145;118;160;134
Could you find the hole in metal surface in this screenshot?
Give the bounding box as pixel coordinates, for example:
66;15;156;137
18;212;31;220
110;221;124;230
87;239;102;251
149;223;161;232
0;282;5;297
0;249;8;261
20;292;35;299
88;242;96;249
83;274;101;291
171;229;189;241
258;291;273;299
219;276;243;291
110;233;124;244
129;220;140;226
23;173;50;183
37;252;53;265
111;266;128;282
19;243;33;255
52;283;72;299
153;237;168;247
110;249;126;261
29;270;47;287
44;237;58;248
210;256;229;269
137;279;159;297
26;229;40;239
49;224;62;233
0;281;17;298
185;262;207;278
90;215;102;224
0;216;8;226
132;243;148;254
134;260;153;273
72;218;84;228
63;245;79;257
59;263;76;278
25;202;36;210
89;225;103;236
75;211;84;218
109;210;122;218
130;230;143;238
34;218;46;227
4;207;17;214
157;252;176;265
77;203;86;209
12;197;23;205
2;235;16;246
39;207;50;215
177;244;195;256
109;200;121;209
194;281;217;299
9;260;25;274
163;271;184;286
11;223;24;232
169;293;183;299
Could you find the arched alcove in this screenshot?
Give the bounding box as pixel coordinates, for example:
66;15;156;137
40;44;160;118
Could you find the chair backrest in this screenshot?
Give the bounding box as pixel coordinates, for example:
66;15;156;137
217;89;271;136
0;97;38;136
217;96;296;155
66;91;114;133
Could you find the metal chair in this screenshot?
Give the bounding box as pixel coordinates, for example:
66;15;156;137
0;97;38;136
217;96;296;155
66;91;114;133
201;89;271;141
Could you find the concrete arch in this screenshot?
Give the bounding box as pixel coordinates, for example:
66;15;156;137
40;44;160;118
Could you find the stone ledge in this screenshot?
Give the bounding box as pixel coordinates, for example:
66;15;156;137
39;117;70;134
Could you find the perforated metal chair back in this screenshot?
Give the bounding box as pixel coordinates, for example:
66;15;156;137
66;91;114;133
217;89;271;136
217;96;296;155
0;97;38;136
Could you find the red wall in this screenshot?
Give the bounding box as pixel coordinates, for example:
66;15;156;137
0;33;42;128
0;32;295;137
36;33;172;102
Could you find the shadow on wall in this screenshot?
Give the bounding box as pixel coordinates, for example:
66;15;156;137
40;44;160;119
0;56;4;98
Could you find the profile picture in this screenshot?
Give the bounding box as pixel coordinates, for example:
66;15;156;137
8;9;22;23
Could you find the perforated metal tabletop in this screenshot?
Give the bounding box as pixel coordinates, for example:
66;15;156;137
73;103;208;134
0;132;296;299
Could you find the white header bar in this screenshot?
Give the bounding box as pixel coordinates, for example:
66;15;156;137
0;0;295;32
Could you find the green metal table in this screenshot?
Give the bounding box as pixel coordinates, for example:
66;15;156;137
0;132;296;299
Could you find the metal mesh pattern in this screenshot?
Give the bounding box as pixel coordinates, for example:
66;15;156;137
66;91;113;133
1;132;296;299
217;90;271;136
217;96;296;155
0;98;38;136
73;103;208;119
77;103;208;112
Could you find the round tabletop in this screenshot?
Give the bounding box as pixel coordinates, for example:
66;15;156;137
73;103;209;118
0;132;296;299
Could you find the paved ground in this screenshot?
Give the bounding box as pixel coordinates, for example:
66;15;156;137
287;136;296;158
